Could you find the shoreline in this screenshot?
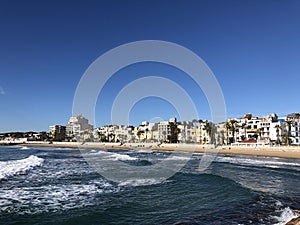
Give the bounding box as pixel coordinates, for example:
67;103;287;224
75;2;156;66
12;141;300;160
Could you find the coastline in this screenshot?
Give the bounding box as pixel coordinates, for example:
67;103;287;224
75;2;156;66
14;141;300;160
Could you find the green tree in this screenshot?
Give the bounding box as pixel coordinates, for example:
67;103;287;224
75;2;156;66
39;132;49;141
241;123;247;140
284;120;293;146
168;122;179;143
108;133;115;142
137;130;144;142
198;120;204;144
145;128;149;142
205;122;217;144
98;132;107;142
162;131;167;143
274;124;281;145
226;119;238;144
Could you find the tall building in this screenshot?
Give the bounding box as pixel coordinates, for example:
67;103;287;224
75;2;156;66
158;121;171;142
49;125;66;141
286;113;300;145
66;115;93;140
158;118;178;143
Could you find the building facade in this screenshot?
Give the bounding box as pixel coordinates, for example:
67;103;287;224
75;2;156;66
49;125;66;141
66;115;93;141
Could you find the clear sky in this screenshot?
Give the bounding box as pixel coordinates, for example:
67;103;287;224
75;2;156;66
1;0;300;132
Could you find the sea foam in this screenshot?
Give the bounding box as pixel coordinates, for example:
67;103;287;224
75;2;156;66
273;207;298;225
216;156;300;168
0;155;44;180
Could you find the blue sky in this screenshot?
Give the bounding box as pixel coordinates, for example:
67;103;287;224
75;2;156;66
1;0;300;132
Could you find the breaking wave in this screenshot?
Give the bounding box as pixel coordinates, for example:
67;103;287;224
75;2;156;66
0;155;44;180
0;179;120;214
216;156;300;169
272;206;299;225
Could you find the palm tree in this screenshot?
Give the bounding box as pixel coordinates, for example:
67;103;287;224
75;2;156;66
162;131;167;143
182;121;187;143
108;133;115;142
226;119;238;144
198;120;203;144
145;128;149;143
192;119;199;127
274;124;281;145
259;127;264;140
294;113;300;119
137;130;144;142
284;120;293;146
225;122;230;145
168;122;179;143
205;122;217;144
218;130;225;145
241;123;247;140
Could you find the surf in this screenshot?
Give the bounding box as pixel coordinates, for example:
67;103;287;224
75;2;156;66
0;155;44;180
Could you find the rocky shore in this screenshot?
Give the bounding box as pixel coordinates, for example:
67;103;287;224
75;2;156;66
286;210;300;225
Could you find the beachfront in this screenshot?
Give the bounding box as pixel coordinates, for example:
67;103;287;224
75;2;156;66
8;141;300;160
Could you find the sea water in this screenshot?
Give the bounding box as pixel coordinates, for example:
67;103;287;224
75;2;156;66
0;145;299;225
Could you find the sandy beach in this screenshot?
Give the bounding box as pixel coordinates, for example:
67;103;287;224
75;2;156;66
17;141;300;159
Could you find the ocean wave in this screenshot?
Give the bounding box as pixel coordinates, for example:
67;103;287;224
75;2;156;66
85;151;138;160
0;180;119;214
272;206;298;225
135;149;153;153
20;146;31;150
0;155;44;180
90;149;98;153
216;156;300;169
118;178;167;186
107;152;138;161
165;155;191;161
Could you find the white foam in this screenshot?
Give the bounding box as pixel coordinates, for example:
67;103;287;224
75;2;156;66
165;155;191;161
136;149;153;153
118;178;165;186
273;207;298;225
20;146;30;150
108;152;138;161
90;149;98;153
83;150;138;160
0;180;119;214
90;151;138;161
216;156;300;168
0;155;44;180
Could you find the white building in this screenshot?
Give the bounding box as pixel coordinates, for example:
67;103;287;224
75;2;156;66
229;113;284;144
158;121;171;142
286;113;300;145
66;115;93;140
49;125;66;141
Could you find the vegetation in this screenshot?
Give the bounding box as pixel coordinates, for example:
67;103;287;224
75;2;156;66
225;119;238;144
167;122;180;143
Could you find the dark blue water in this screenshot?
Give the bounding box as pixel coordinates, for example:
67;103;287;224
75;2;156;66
0;146;300;225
